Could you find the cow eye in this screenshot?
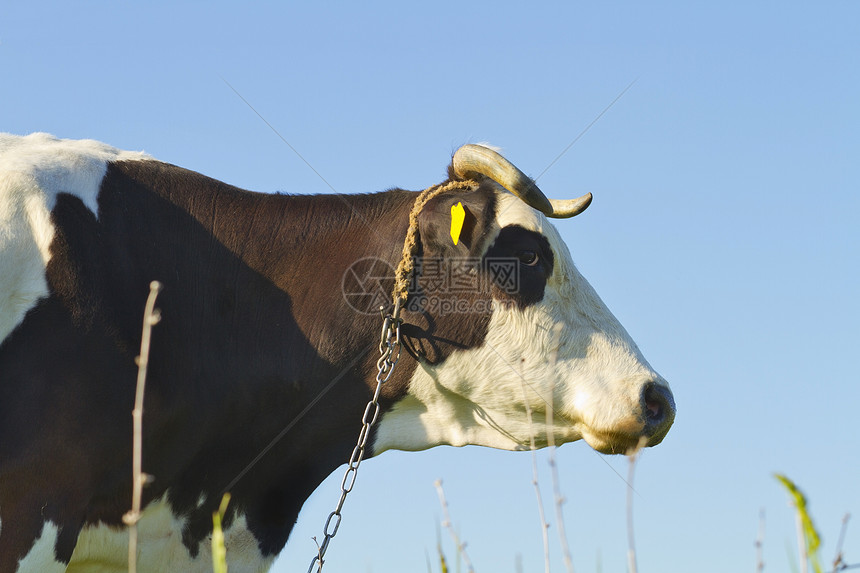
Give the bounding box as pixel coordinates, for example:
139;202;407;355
517;250;539;266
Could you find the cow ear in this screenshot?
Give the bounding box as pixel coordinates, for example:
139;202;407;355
417;188;495;257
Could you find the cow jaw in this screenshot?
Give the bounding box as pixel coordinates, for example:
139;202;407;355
373;302;670;456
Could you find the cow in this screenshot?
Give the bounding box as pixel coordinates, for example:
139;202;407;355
0;132;675;572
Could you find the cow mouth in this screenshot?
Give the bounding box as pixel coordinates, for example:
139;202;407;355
581;428;659;455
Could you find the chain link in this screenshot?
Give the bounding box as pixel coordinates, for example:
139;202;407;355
307;302;402;573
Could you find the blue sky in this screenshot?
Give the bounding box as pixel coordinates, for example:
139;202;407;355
2;2;858;572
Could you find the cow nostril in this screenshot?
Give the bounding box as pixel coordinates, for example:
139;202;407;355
645;397;662;419
641;382;675;431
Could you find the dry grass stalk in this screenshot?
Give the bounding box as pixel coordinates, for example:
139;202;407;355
518;375;551;573
755;509;766;573
625;437;647;573
545;324;575;573
434;479;475;573
122;281;162;573
832;513;851;572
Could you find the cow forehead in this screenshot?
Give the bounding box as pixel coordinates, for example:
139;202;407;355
493;190;545;231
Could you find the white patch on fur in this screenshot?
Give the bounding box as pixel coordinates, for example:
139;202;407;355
15;521;66;573
67;496;273;573
0;133;150;345
374;192;671;454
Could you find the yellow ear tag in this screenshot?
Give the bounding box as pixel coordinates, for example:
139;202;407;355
450;202;465;245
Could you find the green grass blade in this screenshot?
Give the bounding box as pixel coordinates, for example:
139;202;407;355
775;474;822;573
212;493;231;573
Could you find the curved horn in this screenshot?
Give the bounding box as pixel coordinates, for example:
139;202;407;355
547;193;593;218
451;144;592;219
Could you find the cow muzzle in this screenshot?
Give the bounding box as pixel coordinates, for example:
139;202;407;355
580;381;676;455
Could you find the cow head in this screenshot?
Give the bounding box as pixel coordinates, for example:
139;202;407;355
372;145;675;455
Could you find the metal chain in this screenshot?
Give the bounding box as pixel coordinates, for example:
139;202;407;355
307;300;402;573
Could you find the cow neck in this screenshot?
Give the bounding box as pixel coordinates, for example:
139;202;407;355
306;178;478;573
